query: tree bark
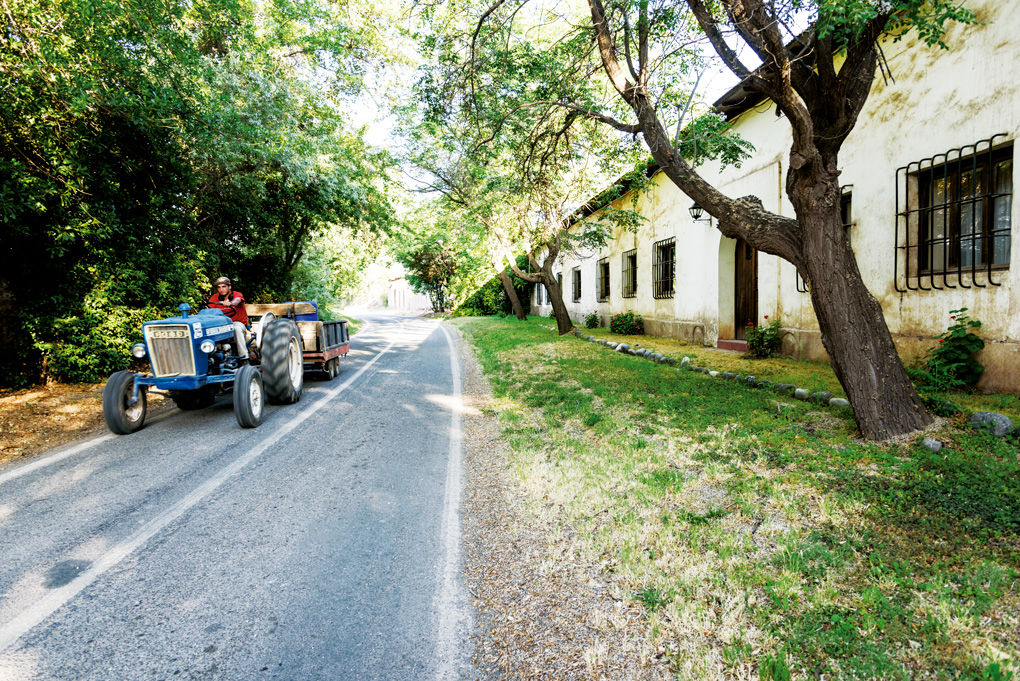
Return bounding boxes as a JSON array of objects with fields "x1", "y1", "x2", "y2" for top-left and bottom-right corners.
[
  {"x1": 498, "y1": 269, "x2": 527, "y2": 320},
  {"x1": 787, "y1": 169, "x2": 932, "y2": 439},
  {"x1": 494, "y1": 230, "x2": 574, "y2": 335}
]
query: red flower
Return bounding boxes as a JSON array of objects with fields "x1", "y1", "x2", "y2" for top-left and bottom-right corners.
[
  {"x1": 950, "y1": 315, "x2": 957, "y2": 320},
  {"x1": 746, "y1": 321, "x2": 753, "y2": 326},
  {"x1": 938, "y1": 339, "x2": 946, "y2": 343},
  {"x1": 764, "y1": 315, "x2": 769, "y2": 319}
]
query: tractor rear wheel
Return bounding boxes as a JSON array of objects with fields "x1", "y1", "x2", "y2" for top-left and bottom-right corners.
[
  {"x1": 102, "y1": 371, "x2": 147, "y2": 434},
  {"x1": 261, "y1": 319, "x2": 303, "y2": 404},
  {"x1": 233, "y1": 365, "x2": 264, "y2": 428}
]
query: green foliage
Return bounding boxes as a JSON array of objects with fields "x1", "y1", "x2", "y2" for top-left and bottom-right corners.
[
  {"x1": 745, "y1": 316, "x2": 783, "y2": 359},
  {"x1": 583, "y1": 312, "x2": 601, "y2": 329},
  {"x1": 758, "y1": 651, "x2": 792, "y2": 681},
  {"x1": 610, "y1": 311, "x2": 644, "y2": 335},
  {"x1": 0, "y1": 0, "x2": 395, "y2": 385},
  {"x1": 400, "y1": 238, "x2": 458, "y2": 312},
  {"x1": 634, "y1": 586, "x2": 673, "y2": 613},
  {"x1": 43, "y1": 302, "x2": 164, "y2": 383},
  {"x1": 910, "y1": 307, "x2": 985, "y2": 393},
  {"x1": 816, "y1": 0, "x2": 978, "y2": 51},
  {"x1": 677, "y1": 113, "x2": 754, "y2": 169},
  {"x1": 914, "y1": 308, "x2": 984, "y2": 391}
]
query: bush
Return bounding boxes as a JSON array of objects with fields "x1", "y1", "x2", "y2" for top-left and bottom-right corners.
[
  {"x1": 584, "y1": 311, "x2": 600, "y2": 329},
  {"x1": 913, "y1": 308, "x2": 984, "y2": 392},
  {"x1": 745, "y1": 315, "x2": 783, "y2": 358},
  {"x1": 610, "y1": 311, "x2": 643, "y2": 335},
  {"x1": 42, "y1": 303, "x2": 164, "y2": 383}
]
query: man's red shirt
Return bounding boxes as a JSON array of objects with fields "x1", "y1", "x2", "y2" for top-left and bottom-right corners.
[{"x1": 209, "y1": 290, "x2": 248, "y2": 326}]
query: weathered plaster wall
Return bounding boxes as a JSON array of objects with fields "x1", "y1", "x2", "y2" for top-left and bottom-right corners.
[{"x1": 532, "y1": 1, "x2": 1019, "y2": 392}]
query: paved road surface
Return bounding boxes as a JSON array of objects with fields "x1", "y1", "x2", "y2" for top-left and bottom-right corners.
[{"x1": 0, "y1": 313, "x2": 474, "y2": 680}]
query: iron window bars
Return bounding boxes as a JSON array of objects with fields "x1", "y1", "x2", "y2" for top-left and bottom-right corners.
[
  {"x1": 622, "y1": 249, "x2": 637, "y2": 298},
  {"x1": 596, "y1": 257, "x2": 610, "y2": 302},
  {"x1": 797, "y1": 188, "x2": 853, "y2": 293},
  {"x1": 653, "y1": 237, "x2": 676, "y2": 298},
  {"x1": 571, "y1": 267, "x2": 581, "y2": 302},
  {"x1": 895, "y1": 134, "x2": 1011, "y2": 291}
]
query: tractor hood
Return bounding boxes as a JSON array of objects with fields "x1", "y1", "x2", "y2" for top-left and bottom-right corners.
[{"x1": 142, "y1": 307, "x2": 236, "y2": 342}]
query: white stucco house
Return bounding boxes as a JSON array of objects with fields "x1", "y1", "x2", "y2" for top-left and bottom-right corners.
[{"x1": 532, "y1": 1, "x2": 1018, "y2": 393}]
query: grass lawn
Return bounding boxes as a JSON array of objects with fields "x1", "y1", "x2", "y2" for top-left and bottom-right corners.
[{"x1": 453, "y1": 315, "x2": 1019, "y2": 680}]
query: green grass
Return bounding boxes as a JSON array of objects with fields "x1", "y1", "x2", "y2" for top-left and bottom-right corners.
[{"x1": 454, "y1": 315, "x2": 1020, "y2": 680}]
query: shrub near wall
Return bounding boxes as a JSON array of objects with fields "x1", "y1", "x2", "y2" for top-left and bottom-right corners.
[{"x1": 610, "y1": 311, "x2": 643, "y2": 334}]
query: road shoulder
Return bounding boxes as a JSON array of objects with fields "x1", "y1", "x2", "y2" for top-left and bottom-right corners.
[{"x1": 452, "y1": 325, "x2": 669, "y2": 680}]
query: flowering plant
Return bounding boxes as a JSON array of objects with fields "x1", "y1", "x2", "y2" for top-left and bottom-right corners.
[
  {"x1": 914, "y1": 308, "x2": 984, "y2": 392},
  {"x1": 745, "y1": 315, "x2": 783, "y2": 358}
]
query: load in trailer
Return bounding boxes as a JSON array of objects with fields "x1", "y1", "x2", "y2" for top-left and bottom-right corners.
[{"x1": 102, "y1": 301, "x2": 350, "y2": 434}]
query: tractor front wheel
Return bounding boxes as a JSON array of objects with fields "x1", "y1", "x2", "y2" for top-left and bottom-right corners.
[
  {"x1": 261, "y1": 319, "x2": 303, "y2": 404},
  {"x1": 102, "y1": 371, "x2": 147, "y2": 434},
  {"x1": 233, "y1": 365, "x2": 264, "y2": 428}
]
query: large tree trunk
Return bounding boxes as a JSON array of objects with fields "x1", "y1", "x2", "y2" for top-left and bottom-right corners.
[
  {"x1": 498, "y1": 269, "x2": 527, "y2": 320},
  {"x1": 541, "y1": 267, "x2": 574, "y2": 335},
  {"x1": 789, "y1": 171, "x2": 932, "y2": 439}
]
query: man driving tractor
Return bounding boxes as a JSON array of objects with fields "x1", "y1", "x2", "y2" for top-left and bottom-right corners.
[{"x1": 209, "y1": 276, "x2": 248, "y2": 326}]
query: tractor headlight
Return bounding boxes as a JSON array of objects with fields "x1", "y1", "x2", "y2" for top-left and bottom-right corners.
[
  {"x1": 199, "y1": 339, "x2": 216, "y2": 354},
  {"x1": 131, "y1": 343, "x2": 147, "y2": 359}
]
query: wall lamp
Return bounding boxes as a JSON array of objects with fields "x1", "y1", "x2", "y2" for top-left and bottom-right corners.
[{"x1": 688, "y1": 202, "x2": 711, "y2": 223}]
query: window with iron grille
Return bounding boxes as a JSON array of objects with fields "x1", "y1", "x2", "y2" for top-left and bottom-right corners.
[
  {"x1": 797, "y1": 189, "x2": 852, "y2": 292},
  {"x1": 596, "y1": 257, "x2": 610, "y2": 302},
  {"x1": 653, "y1": 237, "x2": 675, "y2": 298},
  {"x1": 571, "y1": 267, "x2": 581, "y2": 302},
  {"x1": 622, "y1": 249, "x2": 637, "y2": 298},
  {"x1": 896, "y1": 136, "x2": 1011, "y2": 291}
]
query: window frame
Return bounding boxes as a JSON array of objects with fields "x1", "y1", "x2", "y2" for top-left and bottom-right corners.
[
  {"x1": 917, "y1": 147, "x2": 1011, "y2": 274},
  {"x1": 622, "y1": 249, "x2": 637, "y2": 298},
  {"x1": 571, "y1": 267, "x2": 581, "y2": 302},
  {"x1": 596, "y1": 257, "x2": 610, "y2": 302},
  {"x1": 895, "y1": 135, "x2": 1012, "y2": 291},
  {"x1": 653, "y1": 237, "x2": 676, "y2": 299}
]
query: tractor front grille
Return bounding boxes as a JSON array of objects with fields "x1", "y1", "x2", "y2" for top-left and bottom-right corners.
[{"x1": 144, "y1": 324, "x2": 197, "y2": 377}]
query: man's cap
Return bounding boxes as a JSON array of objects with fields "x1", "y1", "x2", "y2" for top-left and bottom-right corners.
[{"x1": 214, "y1": 276, "x2": 231, "y2": 287}]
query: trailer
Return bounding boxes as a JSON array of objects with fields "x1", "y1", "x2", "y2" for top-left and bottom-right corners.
[{"x1": 245, "y1": 302, "x2": 350, "y2": 379}]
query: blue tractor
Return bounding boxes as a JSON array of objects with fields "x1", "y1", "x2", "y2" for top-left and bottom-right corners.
[{"x1": 102, "y1": 302, "x2": 306, "y2": 433}]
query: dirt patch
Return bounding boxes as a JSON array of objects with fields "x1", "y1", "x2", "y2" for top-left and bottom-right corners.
[{"x1": 0, "y1": 382, "x2": 172, "y2": 467}]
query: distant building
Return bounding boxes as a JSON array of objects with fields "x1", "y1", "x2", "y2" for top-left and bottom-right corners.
[{"x1": 533, "y1": 4, "x2": 1018, "y2": 392}]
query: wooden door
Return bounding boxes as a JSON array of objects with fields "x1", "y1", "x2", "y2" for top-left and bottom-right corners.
[{"x1": 734, "y1": 238, "x2": 758, "y2": 340}]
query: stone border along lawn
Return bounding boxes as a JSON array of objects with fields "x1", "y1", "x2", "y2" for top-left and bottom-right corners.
[{"x1": 538, "y1": 324, "x2": 1020, "y2": 446}]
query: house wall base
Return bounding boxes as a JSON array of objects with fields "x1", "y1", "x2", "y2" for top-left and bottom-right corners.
[
  {"x1": 780, "y1": 328, "x2": 1020, "y2": 396},
  {"x1": 644, "y1": 317, "x2": 708, "y2": 345}
]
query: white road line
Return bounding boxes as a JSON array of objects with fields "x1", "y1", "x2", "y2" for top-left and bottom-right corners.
[
  {"x1": 434, "y1": 323, "x2": 470, "y2": 681},
  {"x1": 0, "y1": 335, "x2": 397, "y2": 654}
]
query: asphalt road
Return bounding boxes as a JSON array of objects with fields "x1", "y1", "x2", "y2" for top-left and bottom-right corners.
[{"x1": 0, "y1": 313, "x2": 475, "y2": 681}]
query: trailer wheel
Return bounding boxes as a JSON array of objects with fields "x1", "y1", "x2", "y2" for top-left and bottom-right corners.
[
  {"x1": 322, "y1": 357, "x2": 339, "y2": 380},
  {"x1": 262, "y1": 319, "x2": 303, "y2": 404},
  {"x1": 102, "y1": 371, "x2": 147, "y2": 434},
  {"x1": 233, "y1": 365, "x2": 264, "y2": 428},
  {"x1": 170, "y1": 387, "x2": 215, "y2": 410}
]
